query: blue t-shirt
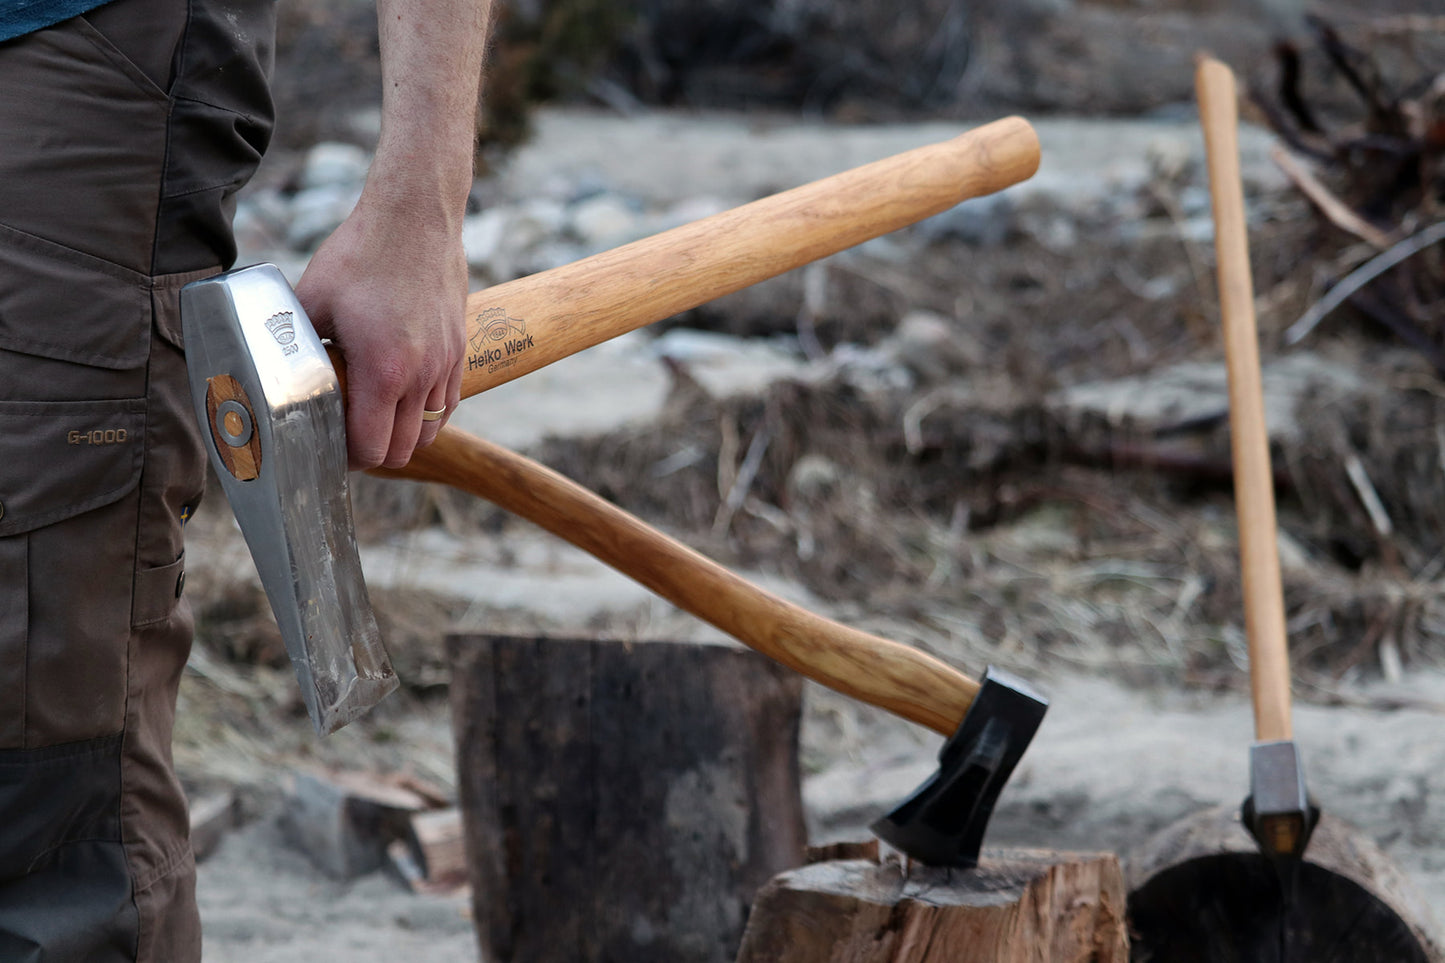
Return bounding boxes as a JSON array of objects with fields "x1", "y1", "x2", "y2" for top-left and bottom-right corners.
[{"x1": 0, "y1": 0, "x2": 114, "y2": 43}]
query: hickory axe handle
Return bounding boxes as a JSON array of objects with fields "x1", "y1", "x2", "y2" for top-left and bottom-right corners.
[
  {"x1": 1197, "y1": 57, "x2": 1293, "y2": 743},
  {"x1": 453, "y1": 117, "x2": 1039, "y2": 397},
  {"x1": 376, "y1": 427, "x2": 980, "y2": 737}
]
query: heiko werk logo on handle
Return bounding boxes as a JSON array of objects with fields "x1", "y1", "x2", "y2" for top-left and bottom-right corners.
[{"x1": 468, "y1": 307, "x2": 533, "y2": 371}]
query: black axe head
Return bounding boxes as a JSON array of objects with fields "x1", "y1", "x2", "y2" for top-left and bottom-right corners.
[
  {"x1": 871, "y1": 667, "x2": 1048, "y2": 868},
  {"x1": 1241, "y1": 739, "x2": 1320, "y2": 903}
]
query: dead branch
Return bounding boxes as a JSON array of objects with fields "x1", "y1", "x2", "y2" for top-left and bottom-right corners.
[{"x1": 1285, "y1": 219, "x2": 1445, "y2": 344}]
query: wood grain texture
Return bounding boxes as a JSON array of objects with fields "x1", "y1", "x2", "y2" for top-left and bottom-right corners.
[
  {"x1": 378, "y1": 427, "x2": 979, "y2": 736},
  {"x1": 456, "y1": 116, "x2": 1040, "y2": 398},
  {"x1": 205, "y1": 374, "x2": 261, "y2": 482},
  {"x1": 1128, "y1": 805, "x2": 1443, "y2": 961},
  {"x1": 448, "y1": 634, "x2": 807, "y2": 963},
  {"x1": 1196, "y1": 57, "x2": 1293, "y2": 742},
  {"x1": 735, "y1": 850, "x2": 1128, "y2": 963}
]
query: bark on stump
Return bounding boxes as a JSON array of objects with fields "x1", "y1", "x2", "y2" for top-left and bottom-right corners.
[
  {"x1": 735, "y1": 844, "x2": 1128, "y2": 962},
  {"x1": 1127, "y1": 804, "x2": 1445, "y2": 961},
  {"x1": 448, "y1": 634, "x2": 808, "y2": 963}
]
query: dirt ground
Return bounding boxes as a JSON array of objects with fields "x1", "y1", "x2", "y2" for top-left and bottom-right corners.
[{"x1": 182, "y1": 102, "x2": 1445, "y2": 958}]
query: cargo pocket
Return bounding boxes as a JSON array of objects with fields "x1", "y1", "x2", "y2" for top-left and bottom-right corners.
[
  {"x1": 129, "y1": 269, "x2": 216, "y2": 629},
  {"x1": 0, "y1": 399, "x2": 146, "y2": 748},
  {"x1": 0, "y1": 222, "x2": 152, "y2": 402}
]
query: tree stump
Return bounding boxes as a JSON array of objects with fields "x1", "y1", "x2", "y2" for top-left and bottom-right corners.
[
  {"x1": 1127, "y1": 805, "x2": 1444, "y2": 961},
  {"x1": 447, "y1": 634, "x2": 809, "y2": 963},
  {"x1": 735, "y1": 844, "x2": 1128, "y2": 962}
]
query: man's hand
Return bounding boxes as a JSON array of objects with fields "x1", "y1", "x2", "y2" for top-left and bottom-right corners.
[
  {"x1": 295, "y1": 201, "x2": 468, "y2": 469},
  {"x1": 294, "y1": 0, "x2": 491, "y2": 470}
]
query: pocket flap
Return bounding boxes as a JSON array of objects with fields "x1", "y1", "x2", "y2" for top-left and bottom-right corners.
[
  {"x1": 0, "y1": 222, "x2": 151, "y2": 369},
  {"x1": 0, "y1": 399, "x2": 145, "y2": 537}
]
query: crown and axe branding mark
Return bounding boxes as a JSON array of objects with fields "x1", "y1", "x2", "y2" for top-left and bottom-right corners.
[
  {"x1": 467, "y1": 307, "x2": 534, "y2": 373},
  {"x1": 265, "y1": 311, "x2": 300, "y2": 356}
]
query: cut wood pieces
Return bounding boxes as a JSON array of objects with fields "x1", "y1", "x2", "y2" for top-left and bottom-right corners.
[{"x1": 735, "y1": 846, "x2": 1128, "y2": 962}]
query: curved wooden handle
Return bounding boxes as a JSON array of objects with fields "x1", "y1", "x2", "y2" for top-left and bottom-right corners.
[
  {"x1": 1197, "y1": 57, "x2": 1293, "y2": 741},
  {"x1": 376, "y1": 428, "x2": 979, "y2": 736},
  {"x1": 457, "y1": 116, "x2": 1040, "y2": 397}
]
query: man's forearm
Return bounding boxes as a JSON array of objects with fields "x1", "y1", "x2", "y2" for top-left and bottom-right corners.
[
  {"x1": 291, "y1": 0, "x2": 493, "y2": 469},
  {"x1": 369, "y1": 0, "x2": 494, "y2": 226}
]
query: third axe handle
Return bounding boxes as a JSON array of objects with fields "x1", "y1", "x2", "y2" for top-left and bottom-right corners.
[
  {"x1": 378, "y1": 427, "x2": 980, "y2": 737},
  {"x1": 457, "y1": 117, "x2": 1040, "y2": 397},
  {"x1": 1197, "y1": 57, "x2": 1293, "y2": 743}
]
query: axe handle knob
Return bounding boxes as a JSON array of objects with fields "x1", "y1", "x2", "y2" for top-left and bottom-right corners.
[
  {"x1": 1197, "y1": 56, "x2": 1293, "y2": 743},
  {"x1": 380, "y1": 428, "x2": 979, "y2": 736},
  {"x1": 457, "y1": 116, "x2": 1040, "y2": 398}
]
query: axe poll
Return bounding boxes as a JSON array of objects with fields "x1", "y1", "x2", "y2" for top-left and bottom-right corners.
[{"x1": 181, "y1": 116, "x2": 1040, "y2": 736}]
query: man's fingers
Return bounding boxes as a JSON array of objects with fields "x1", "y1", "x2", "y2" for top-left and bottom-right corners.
[
  {"x1": 382, "y1": 400, "x2": 425, "y2": 469},
  {"x1": 345, "y1": 390, "x2": 398, "y2": 470}
]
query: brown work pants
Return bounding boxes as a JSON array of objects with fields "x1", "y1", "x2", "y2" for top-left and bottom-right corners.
[{"x1": 0, "y1": 0, "x2": 275, "y2": 958}]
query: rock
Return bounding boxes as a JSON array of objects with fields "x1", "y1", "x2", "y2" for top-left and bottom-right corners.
[
  {"x1": 286, "y1": 183, "x2": 362, "y2": 251},
  {"x1": 298, "y1": 141, "x2": 371, "y2": 191},
  {"x1": 510, "y1": 198, "x2": 569, "y2": 248},
  {"x1": 461, "y1": 208, "x2": 509, "y2": 270},
  {"x1": 570, "y1": 192, "x2": 643, "y2": 249},
  {"x1": 277, "y1": 768, "x2": 435, "y2": 881},
  {"x1": 653, "y1": 196, "x2": 733, "y2": 233}
]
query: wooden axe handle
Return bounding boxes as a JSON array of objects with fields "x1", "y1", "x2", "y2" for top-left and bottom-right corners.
[
  {"x1": 456, "y1": 117, "x2": 1040, "y2": 398},
  {"x1": 377, "y1": 427, "x2": 979, "y2": 737},
  {"x1": 1197, "y1": 57, "x2": 1293, "y2": 742}
]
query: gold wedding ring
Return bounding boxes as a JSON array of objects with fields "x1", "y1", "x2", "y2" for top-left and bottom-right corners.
[{"x1": 421, "y1": 407, "x2": 447, "y2": 422}]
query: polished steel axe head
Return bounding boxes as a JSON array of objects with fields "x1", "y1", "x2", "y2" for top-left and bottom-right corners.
[
  {"x1": 871, "y1": 667, "x2": 1048, "y2": 868},
  {"x1": 181, "y1": 263, "x2": 398, "y2": 735}
]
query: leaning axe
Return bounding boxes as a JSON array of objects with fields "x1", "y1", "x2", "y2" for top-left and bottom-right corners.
[{"x1": 182, "y1": 117, "x2": 1046, "y2": 867}]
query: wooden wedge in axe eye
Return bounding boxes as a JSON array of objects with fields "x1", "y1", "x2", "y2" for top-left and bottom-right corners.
[{"x1": 181, "y1": 117, "x2": 1046, "y2": 866}]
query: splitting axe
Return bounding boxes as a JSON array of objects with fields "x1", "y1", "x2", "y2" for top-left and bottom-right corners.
[
  {"x1": 182, "y1": 117, "x2": 1046, "y2": 866},
  {"x1": 1197, "y1": 56, "x2": 1318, "y2": 893}
]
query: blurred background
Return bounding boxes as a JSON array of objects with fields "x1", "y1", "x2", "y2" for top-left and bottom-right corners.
[{"x1": 184, "y1": 3, "x2": 1445, "y2": 959}]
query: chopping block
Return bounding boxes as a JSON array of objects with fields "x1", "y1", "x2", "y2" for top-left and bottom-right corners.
[
  {"x1": 447, "y1": 632, "x2": 808, "y2": 963},
  {"x1": 735, "y1": 840, "x2": 1128, "y2": 962}
]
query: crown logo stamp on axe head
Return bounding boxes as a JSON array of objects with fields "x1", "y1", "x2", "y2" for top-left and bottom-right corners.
[{"x1": 181, "y1": 118, "x2": 1049, "y2": 865}]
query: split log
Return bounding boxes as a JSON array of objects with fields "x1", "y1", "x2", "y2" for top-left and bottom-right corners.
[
  {"x1": 386, "y1": 808, "x2": 470, "y2": 896},
  {"x1": 735, "y1": 847, "x2": 1128, "y2": 962},
  {"x1": 277, "y1": 768, "x2": 435, "y2": 880},
  {"x1": 448, "y1": 633, "x2": 808, "y2": 963},
  {"x1": 1128, "y1": 805, "x2": 1444, "y2": 961}
]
